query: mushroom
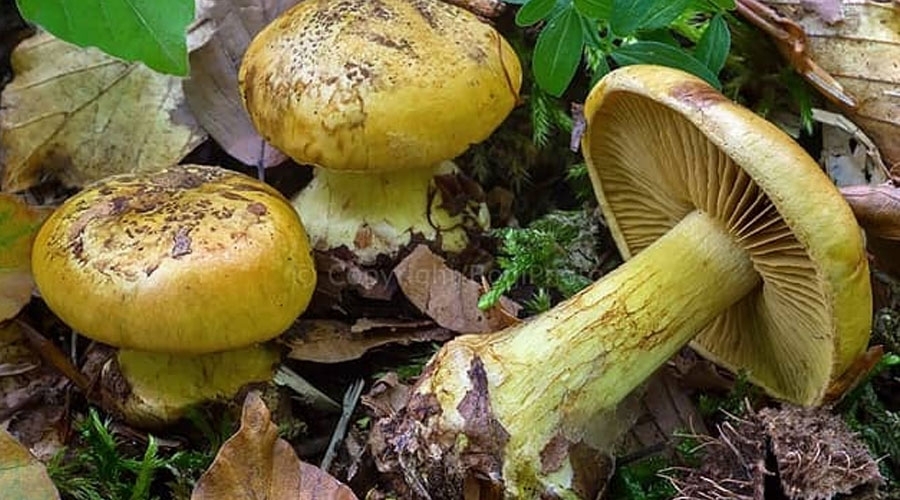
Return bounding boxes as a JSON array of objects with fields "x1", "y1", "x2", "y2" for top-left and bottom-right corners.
[
  {"x1": 238, "y1": 0, "x2": 522, "y2": 264},
  {"x1": 374, "y1": 66, "x2": 872, "y2": 498},
  {"x1": 31, "y1": 165, "x2": 316, "y2": 425}
]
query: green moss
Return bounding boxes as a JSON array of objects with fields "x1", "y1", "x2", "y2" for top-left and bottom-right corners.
[{"x1": 47, "y1": 408, "x2": 213, "y2": 500}]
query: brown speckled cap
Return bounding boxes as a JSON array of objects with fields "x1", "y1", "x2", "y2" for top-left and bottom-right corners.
[
  {"x1": 582, "y1": 65, "x2": 871, "y2": 404},
  {"x1": 31, "y1": 165, "x2": 316, "y2": 354},
  {"x1": 238, "y1": 0, "x2": 522, "y2": 172}
]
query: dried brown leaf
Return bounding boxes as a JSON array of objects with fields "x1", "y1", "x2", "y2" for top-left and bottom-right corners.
[
  {"x1": 183, "y1": 0, "x2": 295, "y2": 168},
  {"x1": 620, "y1": 368, "x2": 709, "y2": 454},
  {"x1": 0, "y1": 194, "x2": 49, "y2": 321},
  {"x1": 0, "y1": 32, "x2": 206, "y2": 192},
  {"x1": 360, "y1": 372, "x2": 412, "y2": 419},
  {"x1": 801, "y1": 0, "x2": 844, "y2": 23},
  {"x1": 759, "y1": 0, "x2": 900, "y2": 166},
  {"x1": 841, "y1": 182, "x2": 900, "y2": 240},
  {"x1": 192, "y1": 391, "x2": 358, "y2": 500},
  {"x1": 0, "y1": 427, "x2": 60, "y2": 500},
  {"x1": 283, "y1": 319, "x2": 452, "y2": 363},
  {"x1": 393, "y1": 245, "x2": 521, "y2": 334}
]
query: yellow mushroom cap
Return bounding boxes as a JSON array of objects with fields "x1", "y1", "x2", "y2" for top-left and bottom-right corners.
[
  {"x1": 238, "y1": 0, "x2": 522, "y2": 172},
  {"x1": 31, "y1": 165, "x2": 316, "y2": 354},
  {"x1": 582, "y1": 65, "x2": 871, "y2": 404}
]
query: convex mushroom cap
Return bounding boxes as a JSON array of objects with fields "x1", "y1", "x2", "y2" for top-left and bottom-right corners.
[
  {"x1": 239, "y1": 0, "x2": 523, "y2": 172},
  {"x1": 583, "y1": 65, "x2": 872, "y2": 403},
  {"x1": 31, "y1": 165, "x2": 317, "y2": 354}
]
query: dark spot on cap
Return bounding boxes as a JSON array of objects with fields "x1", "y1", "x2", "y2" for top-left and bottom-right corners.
[
  {"x1": 144, "y1": 263, "x2": 159, "y2": 276},
  {"x1": 368, "y1": 33, "x2": 415, "y2": 57},
  {"x1": 110, "y1": 196, "x2": 129, "y2": 215},
  {"x1": 247, "y1": 202, "x2": 268, "y2": 216},
  {"x1": 220, "y1": 192, "x2": 251, "y2": 202},
  {"x1": 670, "y1": 81, "x2": 726, "y2": 110},
  {"x1": 171, "y1": 226, "x2": 193, "y2": 258},
  {"x1": 409, "y1": 0, "x2": 439, "y2": 29}
]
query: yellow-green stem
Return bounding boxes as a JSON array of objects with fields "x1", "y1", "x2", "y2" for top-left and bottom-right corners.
[
  {"x1": 421, "y1": 209, "x2": 761, "y2": 495},
  {"x1": 291, "y1": 162, "x2": 486, "y2": 264}
]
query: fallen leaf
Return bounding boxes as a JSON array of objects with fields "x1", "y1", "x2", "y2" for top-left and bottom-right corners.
[
  {"x1": 393, "y1": 245, "x2": 521, "y2": 334},
  {"x1": 749, "y1": 0, "x2": 900, "y2": 166},
  {"x1": 183, "y1": 0, "x2": 293, "y2": 169},
  {"x1": 0, "y1": 427, "x2": 60, "y2": 500},
  {"x1": 283, "y1": 319, "x2": 452, "y2": 363},
  {"x1": 801, "y1": 0, "x2": 844, "y2": 23},
  {"x1": 840, "y1": 183, "x2": 900, "y2": 240},
  {"x1": 0, "y1": 194, "x2": 49, "y2": 321},
  {"x1": 620, "y1": 367, "x2": 710, "y2": 454},
  {"x1": 817, "y1": 108, "x2": 890, "y2": 186},
  {"x1": 192, "y1": 391, "x2": 358, "y2": 500},
  {"x1": 360, "y1": 372, "x2": 413, "y2": 419},
  {"x1": 0, "y1": 32, "x2": 206, "y2": 192}
]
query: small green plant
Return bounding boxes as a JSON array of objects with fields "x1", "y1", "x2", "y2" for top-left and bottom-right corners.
[
  {"x1": 15, "y1": 0, "x2": 193, "y2": 75},
  {"x1": 479, "y1": 209, "x2": 605, "y2": 309},
  {"x1": 607, "y1": 434, "x2": 701, "y2": 499},
  {"x1": 506, "y1": 0, "x2": 735, "y2": 97},
  {"x1": 47, "y1": 408, "x2": 212, "y2": 500}
]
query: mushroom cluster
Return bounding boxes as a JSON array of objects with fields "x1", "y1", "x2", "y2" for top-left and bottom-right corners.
[
  {"x1": 239, "y1": 0, "x2": 522, "y2": 264},
  {"x1": 374, "y1": 66, "x2": 873, "y2": 498},
  {"x1": 31, "y1": 165, "x2": 316, "y2": 425}
]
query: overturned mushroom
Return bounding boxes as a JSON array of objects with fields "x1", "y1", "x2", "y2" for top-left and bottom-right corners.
[
  {"x1": 31, "y1": 165, "x2": 316, "y2": 425},
  {"x1": 374, "y1": 66, "x2": 872, "y2": 498},
  {"x1": 239, "y1": 0, "x2": 522, "y2": 264}
]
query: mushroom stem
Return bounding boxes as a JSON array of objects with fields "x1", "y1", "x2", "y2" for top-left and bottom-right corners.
[
  {"x1": 385, "y1": 209, "x2": 761, "y2": 497},
  {"x1": 292, "y1": 162, "x2": 488, "y2": 264},
  {"x1": 104, "y1": 345, "x2": 279, "y2": 427}
]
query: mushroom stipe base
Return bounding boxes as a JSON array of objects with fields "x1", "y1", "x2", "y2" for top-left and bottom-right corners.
[
  {"x1": 104, "y1": 344, "x2": 280, "y2": 427},
  {"x1": 292, "y1": 162, "x2": 488, "y2": 265},
  {"x1": 379, "y1": 210, "x2": 761, "y2": 497}
]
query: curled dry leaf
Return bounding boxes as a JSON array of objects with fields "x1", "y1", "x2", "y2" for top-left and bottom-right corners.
[
  {"x1": 0, "y1": 427, "x2": 60, "y2": 500},
  {"x1": 393, "y1": 245, "x2": 521, "y2": 334},
  {"x1": 192, "y1": 391, "x2": 358, "y2": 500},
  {"x1": 0, "y1": 194, "x2": 50, "y2": 321},
  {"x1": 183, "y1": 0, "x2": 295, "y2": 169},
  {"x1": 841, "y1": 183, "x2": 900, "y2": 240},
  {"x1": 0, "y1": 32, "x2": 206, "y2": 192},
  {"x1": 283, "y1": 318, "x2": 452, "y2": 363},
  {"x1": 750, "y1": 0, "x2": 900, "y2": 166},
  {"x1": 841, "y1": 182, "x2": 900, "y2": 277}
]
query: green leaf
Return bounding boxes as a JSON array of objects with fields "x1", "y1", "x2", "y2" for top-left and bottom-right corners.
[
  {"x1": 707, "y1": 0, "x2": 735, "y2": 10},
  {"x1": 638, "y1": 28, "x2": 680, "y2": 46},
  {"x1": 639, "y1": 0, "x2": 692, "y2": 31},
  {"x1": 573, "y1": 0, "x2": 612, "y2": 19},
  {"x1": 16, "y1": 0, "x2": 193, "y2": 75},
  {"x1": 611, "y1": 41, "x2": 721, "y2": 88},
  {"x1": 516, "y1": 0, "x2": 557, "y2": 26},
  {"x1": 533, "y1": 6, "x2": 585, "y2": 97},
  {"x1": 695, "y1": 14, "x2": 730, "y2": 73},
  {"x1": 609, "y1": 0, "x2": 652, "y2": 36}
]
